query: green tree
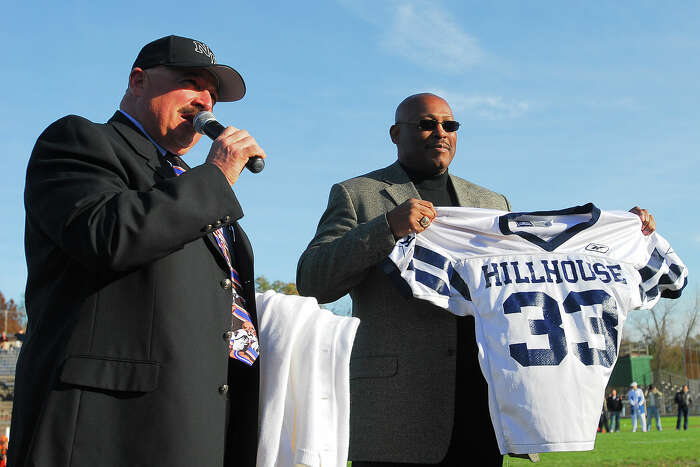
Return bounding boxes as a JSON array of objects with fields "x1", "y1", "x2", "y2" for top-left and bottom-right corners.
[
  {"x1": 255, "y1": 276, "x2": 298, "y2": 295},
  {"x1": 680, "y1": 290, "x2": 700, "y2": 379},
  {"x1": 255, "y1": 278, "x2": 353, "y2": 316},
  {"x1": 627, "y1": 292, "x2": 700, "y2": 381},
  {"x1": 0, "y1": 291, "x2": 26, "y2": 334}
]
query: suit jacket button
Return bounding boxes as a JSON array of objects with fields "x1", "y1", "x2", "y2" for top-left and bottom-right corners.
[
  {"x1": 223, "y1": 331, "x2": 234, "y2": 342},
  {"x1": 221, "y1": 278, "x2": 232, "y2": 289},
  {"x1": 218, "y1": 384, "x2": 229, "y2": 396}
]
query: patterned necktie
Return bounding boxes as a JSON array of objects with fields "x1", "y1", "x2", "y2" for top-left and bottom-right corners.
[{"x1": 169, "y1": 156, "x2": 259, "y2": 365}]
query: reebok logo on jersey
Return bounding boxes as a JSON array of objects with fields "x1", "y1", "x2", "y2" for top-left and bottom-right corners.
[{"x1": 585, "y1": 243, "x2": 610, "y2": 254}]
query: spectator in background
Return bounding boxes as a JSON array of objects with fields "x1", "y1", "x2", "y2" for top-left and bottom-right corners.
[
  {"x1": 646, "y1": 384, "x2": 663, "y2": 431},
  {"x1": 628, "y1": 382, "x2": 647, "y2": 432},
  {"x1": 0, "y1": 382, "x2": 12, "y2": 402},
  {"x1": 14, "y1": 330, "x2": 25, "y2": 342},
  {"x1": 675, "y1": 385, "x2": 692, "y2": 431},
  {"x1": 598, "y1": 398, "x2": 609, "y2": 433},
  {"x1": 606, "y1": 389, "x2": 623, "y2": 432}
]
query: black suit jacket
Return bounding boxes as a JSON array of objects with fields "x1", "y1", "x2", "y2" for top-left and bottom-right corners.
[{"x1": 10, "y1": 112, "x2": 259, "y2": 467}]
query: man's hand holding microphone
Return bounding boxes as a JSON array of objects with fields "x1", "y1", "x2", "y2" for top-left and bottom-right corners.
[{"x1": 195, "y1": 111, "x2": 265, "y2": 186}]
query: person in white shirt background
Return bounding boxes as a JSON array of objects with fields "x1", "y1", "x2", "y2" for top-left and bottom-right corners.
[{"x1": 628, "y1": 382, "x2": 647, "y2": 432}]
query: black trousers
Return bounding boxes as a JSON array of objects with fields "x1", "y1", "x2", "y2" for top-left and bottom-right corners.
[
  {"x1": 676, "y1": 406, "x2": 689, "y2": 430},
  {"x1": 354, "y1": 316, "x2": 503, "y2": 467},
  {"x1": 598, "y1": 412, "x2": 609, "y2": 433}
]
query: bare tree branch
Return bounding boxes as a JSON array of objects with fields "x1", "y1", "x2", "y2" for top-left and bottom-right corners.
[{"x1": 680, "y1": 289, "x2": 700, "y2": 380}]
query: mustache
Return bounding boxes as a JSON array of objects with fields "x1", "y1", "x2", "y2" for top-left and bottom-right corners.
[
  {"x1": 425, "y1": 140, "x2": 452, "y2": 150},
  {"x1": 179, "y1": 107, "x2": 203, "y2": 122}
]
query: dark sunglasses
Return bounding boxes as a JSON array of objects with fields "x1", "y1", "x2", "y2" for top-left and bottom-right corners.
[{"x1": 396, "y1": 119, "x2": 461, "y2": 132}]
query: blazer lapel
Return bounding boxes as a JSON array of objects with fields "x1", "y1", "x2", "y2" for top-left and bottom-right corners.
[
  {"x1": 379, "y1": 161, "x2": 488, "y2": 210},
  {"x1": 203, "y1": 223, "x2": 252, "y2": 291},
  {"x1": 450, "y1": 175, "x2": 480, "y2": 208},
  {"x1": 108, "y1": 111, "x2": 174, "y2": 180},
  {"x1": 231, "y1": 223, "x2": 258, "y2": 327},
  {"x1": 231, "y1": 223, "x2": 253, "y2": 281},
  {"x1": 203, "y1": 231, "x2": 230, "y2": 270},
  {"x1": 449, "y1": 175, "x2": 502, "y2": 209},
  {"x1": 381, "y1": 161, "x2": 420, "y2": 207},
  {"x1": 108, "y1": 112, "x2": 236, "y2": 267}
]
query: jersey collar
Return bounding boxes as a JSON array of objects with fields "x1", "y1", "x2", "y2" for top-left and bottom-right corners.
[{"x1": 498, "y1": 203, "x2": 601, "y2": 252}]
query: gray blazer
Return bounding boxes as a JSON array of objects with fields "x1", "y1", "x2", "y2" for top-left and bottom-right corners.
[{"x1": 297, "y1": 161, "x2": 510, "y2": 463}]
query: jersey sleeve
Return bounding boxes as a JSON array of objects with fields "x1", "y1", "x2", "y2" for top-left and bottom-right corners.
[
  {"x1": 635, "y1": 232, "x2": 688, "y2": 310},
  {"x1": 383, "y1": 234, "x2": 475, "y2": 316}
]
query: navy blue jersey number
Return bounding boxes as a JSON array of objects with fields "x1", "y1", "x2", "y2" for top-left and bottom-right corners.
[
  {"x1": 504, "y1": 289, "x2": 618, "y2": 367},
  {"x1": 563, "y1": 290, "x2": 618, "y2": 368},
  {"x1": 504, "y1": 292, "x2": 567, "y2": 366}
]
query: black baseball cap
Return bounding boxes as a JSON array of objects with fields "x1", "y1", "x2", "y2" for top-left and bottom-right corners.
[{"x1": 132, "y1": 35, "x2": 245, "y2": 102}]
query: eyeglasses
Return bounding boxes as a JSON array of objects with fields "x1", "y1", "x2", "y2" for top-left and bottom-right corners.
[{"x1": 395, "y1": 119, "x2": 460, "y2": 132}]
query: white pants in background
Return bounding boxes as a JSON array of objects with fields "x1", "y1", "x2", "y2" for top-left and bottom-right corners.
[{"x1": 631, "y1": 411, "x2": 647, "y2": 432}]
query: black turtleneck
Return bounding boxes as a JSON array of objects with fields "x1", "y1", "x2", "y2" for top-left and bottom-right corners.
[{"x1": 400, "y1": 163, "x2": 458, "y2": 207}]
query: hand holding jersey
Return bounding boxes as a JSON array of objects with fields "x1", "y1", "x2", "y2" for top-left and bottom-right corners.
[
  {"x1": 629, "y1": 206, "x2": 655, "y2": 236},
  {"x1": 386, "y1": 198, "x2": 437, "y2": 238},
  {"x1": 385, "y1": 204, "x2": 687, "y2": 455}
]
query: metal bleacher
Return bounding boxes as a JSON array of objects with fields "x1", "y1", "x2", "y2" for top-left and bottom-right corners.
[
  {"x1": 0, "y1": 345, "x2": 19, "y2": 375},
  {"x1": 0, "y1": 343, "x2": 19, "y2": 434},
  {"x1": 656, "y1": 369, "x2": 699, "y2": 415}
]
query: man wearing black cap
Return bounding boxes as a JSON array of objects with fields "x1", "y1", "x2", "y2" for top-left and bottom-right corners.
[{"x1": 10, "y1": 35, "x2": 264, "y2": 466}]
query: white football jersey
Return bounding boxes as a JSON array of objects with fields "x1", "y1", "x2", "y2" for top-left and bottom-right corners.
[{"x1": 385, "y1": 204, "x2": 687, "y2": 454}]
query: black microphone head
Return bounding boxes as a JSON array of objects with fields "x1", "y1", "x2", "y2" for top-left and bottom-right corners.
[
  {"x1": 247, "y1": 157, "x2": 265, "y2": 173},
  {"x1": 193, "y1": 111, "x2": 217, "y2": 135}
]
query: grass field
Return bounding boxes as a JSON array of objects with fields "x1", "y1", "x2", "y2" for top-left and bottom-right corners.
[
  {"x1": 345, "y1": 416, "x2": 698, "y2": 466},
  {"x1": 503, "y1": 416, "x2": 700, "y2": 466}
]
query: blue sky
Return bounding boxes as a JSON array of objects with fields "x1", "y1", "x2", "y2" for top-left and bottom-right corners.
[{"x1": 1, "y1": 1, "x2": 697, "y2": 312}]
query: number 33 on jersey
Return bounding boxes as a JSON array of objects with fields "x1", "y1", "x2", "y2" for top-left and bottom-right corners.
[{"x1": 385, "y1": 204, "x2": 687, "y2": 455}]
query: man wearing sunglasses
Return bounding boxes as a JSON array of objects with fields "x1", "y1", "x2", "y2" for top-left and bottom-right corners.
[
  {"x1": 297, "y1": 92, "x2": 655, "y2": 466},
  {"x1": 297, "y1": 93, "x2": 509, "y2": 466}
]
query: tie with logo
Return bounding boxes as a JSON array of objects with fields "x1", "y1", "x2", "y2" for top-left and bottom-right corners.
[{"x1": 168, "y1": 155, "x2": 259, "y2": 366}]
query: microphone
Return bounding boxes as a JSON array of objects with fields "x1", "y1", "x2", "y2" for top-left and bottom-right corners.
[{"x1": 193, "y1": 111, "x2": 265, "y2": 173}]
